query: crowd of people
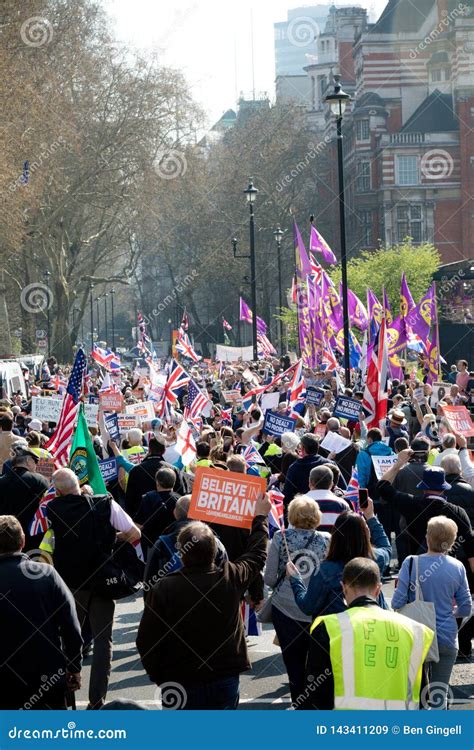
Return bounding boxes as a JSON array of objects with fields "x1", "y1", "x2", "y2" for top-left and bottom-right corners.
[{"x1": 0, "y1": 352, "x2": 473, "y2": 711}]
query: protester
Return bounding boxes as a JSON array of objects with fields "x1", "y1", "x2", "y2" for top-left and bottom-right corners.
[
  {"x1": 306, "y1": 465, "x2": 351, "y2": 532},
  {"x1": 137, "y1": 492, "x2": 271, "y2": 710},
  {"x1": 433, "y1": 433, "x2": 458, "y2": 467},
  {"x1": 0, "y1": 515, "x2": 83, "y2": 709},
  {"x1": 123, "y1": 436, "x2": 186, "y2": 517},
  {"x1": 264, "y1": 495, "x2": 330, "y2": 705},
  {"x1": 355, "y1": 427, "x2": 394, "y2": 496},
  {"x1": 287, "y1": 498, "x2": 391, "y2": 617},
  {"x1": 135, "y1": 466, "x2": 179, "y2": 559},
  {"x1": 283, "y1": 433, "x2": 335, "y2": 511},
  {"x1": 44, "y1": 468, "x2": 140, "y2": 709},
  {"x1": 301, "y1": 558, "x2": 434, "y2": 710},
  {"x1": 0, "y1": 410, "x2": 19, "y2": 470},
  {"x1": 392, "y1": 517, "x2": 472, "y2": 709}
]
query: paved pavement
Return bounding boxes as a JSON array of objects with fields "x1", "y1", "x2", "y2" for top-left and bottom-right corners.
[{"x1": 75, "y1": 580, "x2": 474, "y2": 710}]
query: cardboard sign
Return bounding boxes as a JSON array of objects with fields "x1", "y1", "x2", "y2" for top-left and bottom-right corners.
[
  {"x1": 306, "y1": 386, "x2": 324, "y2": 407},
  {"x1": 371, "y1": 455, "x2": 398, "y2": 480},
  {"x1": 431, "y1": 382, "x2": 450, "y2": 407},
  {"x1": 117, "y1": 414, "x2": 139, "y2": 433},
  {"x1": 32, "y1": 397, "x2": 98, "y2": 427},
  {"x1": 263, "y1": 410, "x2": 296, "y2": 437},
  {"x1": 125, "y1": 401, "x2": 155, "y2": 422},
  {"x1": 313, "y1": 423, "x2": 327, "y2": 440},
  {"x1": 36, "y1": 457, "x2": 55, "y2": 482},
  {"x1": 333, "y1": 396, "x2": 362, "y2": 421},
  {"x1": 222, "y1": 389, "x2": 242, "y2": 404},
  {"x1": 440, "y1": 405, "x2": 474, "y2": 437},
  {"x1": 99, "y1": 457, "x2": 118, "y2": 483},
  {"x1": 260, "y1": 391, "x2": 280, "y2": 414},
  {"x1": 104, "y1": 413, "x2": 120, "y2": 443},
  {"x1": 188, "y1": 466, "x2": 266, "y2": 529},
  {"x1": 99, "y1": 391, "x2": 124, "y2": 413}
]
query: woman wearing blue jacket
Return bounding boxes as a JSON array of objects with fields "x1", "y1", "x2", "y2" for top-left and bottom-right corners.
[{"x1": 287, "y1": 498, "x2": 391, "y2": 616}]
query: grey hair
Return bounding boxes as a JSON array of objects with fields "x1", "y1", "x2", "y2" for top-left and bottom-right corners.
[{"x1": 440, "y1": 454, "x2": 462, "y2": 476}]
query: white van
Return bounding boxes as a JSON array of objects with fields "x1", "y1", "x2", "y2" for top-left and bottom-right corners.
[{"x1": 0, "y1": 361, "x2": 27, "y2": 399}]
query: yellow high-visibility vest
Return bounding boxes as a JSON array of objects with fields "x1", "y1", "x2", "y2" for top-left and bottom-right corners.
[{"x1": 311, "y1": 606, "x2": 434, "y2": 710}]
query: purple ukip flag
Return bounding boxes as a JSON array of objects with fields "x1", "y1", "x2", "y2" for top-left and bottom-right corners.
[
  {"x1": 239, "y1": 297, "x2": 253, "y2": 325},
  {"x1": 400, "y1": 272, "x2": 415, "y2": 318},
  {"x1": 406, "y1": 285, "x2": 435, "y2": 342},
  {"x1": 294, "y1": 220, "x2": 312, "y2": 279},
  {"x1": 342, "y1": 283, "x2": 368, "y2": 331},
  {"x1": 309, "y1": 224, "x2": 337, "y2": 265},
  {"x1": 382, "y1": 287, "x2": 393, "y2": 326}
]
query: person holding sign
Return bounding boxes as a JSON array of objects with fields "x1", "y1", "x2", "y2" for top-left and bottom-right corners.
[{"x1": 137, "y1": 492, "x2": 271, "y2": 710}]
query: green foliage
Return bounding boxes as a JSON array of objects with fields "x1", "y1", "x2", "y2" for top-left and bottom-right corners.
[
  {"x1": 275, "y1": 305, "x2": 298, "y2": 351},
  {"x1": 330, "y1": 241, "x2": 441, "y2": 309}
]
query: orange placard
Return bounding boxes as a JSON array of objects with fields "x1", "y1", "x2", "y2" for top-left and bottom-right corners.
[
  {"x1": 188, "y1": 466, "x2": 266, "y2": 529},
  {"x1": 440, "y1": 405, "x2": 474, "y2": 437},
  {"x1": 313, "y1": 424, "x2": 326, "y2": 440},
  {"x1": 99, "y1": 391, "x2": 124, "y2": 413}
]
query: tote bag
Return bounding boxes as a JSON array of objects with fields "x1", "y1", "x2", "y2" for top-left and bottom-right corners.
[{"x1": 397, "y1": 556, "x2": 439, "y2": 663}]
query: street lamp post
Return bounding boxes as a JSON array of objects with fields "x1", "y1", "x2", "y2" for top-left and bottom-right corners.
[
  {"x1": 325, "y1": 74, "x2": 352, "y2": 387},
  {"x1": 43, "y1": 270, "x2": 51, "y2": 356},
  {"x1": 110, "y1": 288, "x2": 116, "y2": 350},
  {"x1": 232, "y1": 179, "x2": 259, "y2": 361},
  {"x1": 103, "y1": 293, "x2": 108, "y2": 344},
  {"x1": 273, "y1": 225, "x2": 284, "y2": 352},
  {"x1": 89, "y1": 283, "x2": 95, "y2": 351},
  {"x1": 96, "y1": 296, "x2": 101, "y2": 340}
]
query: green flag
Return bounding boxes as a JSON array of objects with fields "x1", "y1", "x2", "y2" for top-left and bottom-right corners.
[{"x1": 69, "y1": 404, "x2": 107, "y2": 495}]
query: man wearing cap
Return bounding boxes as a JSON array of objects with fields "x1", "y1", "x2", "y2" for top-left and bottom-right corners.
[
  {"x1": 377, "y1": 450, "x2": 474, "y2": 570},
  {"x1": 0, "y1": 444, "x2": 49, "y2": 550}
]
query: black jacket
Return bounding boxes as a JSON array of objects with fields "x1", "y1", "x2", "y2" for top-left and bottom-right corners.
[
  {"x1": 377, "y1": 479, "x2": 474, "y2": 559},
  {"x1": 283, "y1": 454, "x2": 336, "y2": 509},
  {"x1": 135, "y1": 490, "x2": 179, "y2": 558},
  {"x1": 0, "y1": 467, "x2": 49, "y2": 550},
  {"x1": 0, "y1": 553, "x2": 82, "y2": 708},
  {"x1": 445, "y1": 474, "x2": 474, "y2": 526},
  {"x1": 125, "y1": 455, "x2": 186, "y2": 518},
  {"x1": 137, "y1": 515, "x2": 268, "y2": 686}
]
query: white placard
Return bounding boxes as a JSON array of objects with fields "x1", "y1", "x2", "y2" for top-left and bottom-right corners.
[
  {"x1": 260, "y1": 392, "x2": 281, "y2": 414},
  {"x1": 431, "y1": 382, "x2": 450, "y2": 407},
  {"x1": 32, "y1": 397, "x2": 98, "y2": 427},
  {"x1": 215, "y1": 344, "x2": 254, "y2": 363},
  {"x1": 125, "y1": 400, "x2": 156, "y2": 421},
  {"x1": 319, "y1": 430, "x2": 352, "y2": 455},
  {"x1": 371, "y1": 455, "x2": 398, "y2": 480}
]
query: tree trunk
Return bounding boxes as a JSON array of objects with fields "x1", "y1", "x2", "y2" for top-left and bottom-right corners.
[{"x1": 0, "y1": 271, "x2": 12, "y2": 356}]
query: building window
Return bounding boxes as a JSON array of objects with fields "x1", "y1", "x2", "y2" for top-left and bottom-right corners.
[
  {"x1": 431, "y1": 68, "x2": 442, "y2": 82},
  {"x1": 319, "y1": 75, "x2": 327, "y2": 98},
  {"x1": 356, "y1": 161, "x2": 371, "y2": 192},
  {"x1": 396, "y1": 155, "x2": 419, "y2": 186},
  {"x1": 359, "y1": 210, "x2": 372, "y2": 246},
  {"x1": 397, "y1": 205, "x2": 423, "y2": 243},
  {"x1": 356, "y1": 119, "x2": 370, "y2": 141}
]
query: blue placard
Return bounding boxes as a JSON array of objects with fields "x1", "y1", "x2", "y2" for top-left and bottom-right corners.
[
  {"x1": 306, "y1": 386, "x2": 324, "y2": 407},
  {"x1": 333, "y1": 395, "x2": 363, "y2": 421},
  {"x1": 263, "y1": 410, "x2": 296, "y2": 436},
  {"x1": 104, "y1": 412, "x2": 120, "y2": 443},
  {"x1": 99, "y1": 457, "x2": 118, "y2": 483}
]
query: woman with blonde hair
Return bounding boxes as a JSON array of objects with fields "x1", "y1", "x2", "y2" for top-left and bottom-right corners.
[
  {"x1": 392, "y1": 515, "x2": 472, "y2": 709},
  {"x1": 264, "y1": 494, "x2": 330, "y2": 706}
]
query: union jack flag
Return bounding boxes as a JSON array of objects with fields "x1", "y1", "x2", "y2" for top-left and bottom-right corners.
[
  {"x1": 184, "y1": 379, "x2": 209, "y2": 421},
  {"x1": 30, "y1": 486, "x2": 56, "y2": 536},
  {"x1": 99, "y1": 371, "x2": 119, "y2": 394},
  {"x1": 180, "y1": 310, "x2": 189, "y2": 332},
  {"x1": 157, "y1": 359, "x2": 190, "y2": 419},
  {"x1": 345, "y1": 466, "x2": 360, "y2": 512},
  {"x1": 268, "y1": 489, "x2": 285, "y2": 538},
  {"x1": 176, "y1": 331, "x2": 200, "y2": 362},
  {"x1": 242, "y1": 443, "x2": 266, "y2": 466},
  {"x1": 241, "y1": 601, "x2": 262, "y2": 636},
  {"x1": 44, "y1": 348, "x2": 86, "y2": 466},
  {"x1": 362, "y1": 317, "x2": 389, "y2": 431},
  {"x1": 91, "y1": 345, "x2": 114, "y2": 368},
  {"x1": 287, "y1": 360, "x2": 305, "y2": 416},
  {"x1": 321, "y1": 342, "x2": 339, "y2": 371},
  {"x1": 220, "y1": 408, "x2": 232, "y2": 425}
]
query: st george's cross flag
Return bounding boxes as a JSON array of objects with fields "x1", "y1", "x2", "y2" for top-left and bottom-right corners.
[{"x1": 176, "y1": 420, "x2": 196, "y2": 465}]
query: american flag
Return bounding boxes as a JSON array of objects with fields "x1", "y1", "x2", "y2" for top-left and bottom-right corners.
[
  {"x1": 158, "y1": 359, "x2": 190, "y2": 419},
  {"x1": 176, "y1": 331, "x2": 200, "y2": 362},
  {"x1": 362, "y1": 317, "x2": 389, "y2": 431},
  {"x1": 184, "y1": 379, "x2": 209, "y2": 421},
  {"x1": 44, "y1": 348, "x2": 86, "y2": 466},
  {"x1": 222, "y1": 317, "x2": 232, "y2": 331},
  {"x1": 257, "y1": 332, "x2": 277, "y2": 358}
]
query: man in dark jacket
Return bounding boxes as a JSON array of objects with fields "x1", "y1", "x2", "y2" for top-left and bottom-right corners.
[
  {"x1": 125, "y1": 436, "x2": 186, "y2": 517},
  {"x1": 283, "y1": 433, "x2": 335, "y2": 511},
  {"x1": 136, "y1": 466, "x2": 179, "y2": 559},
  {"x1": 137, "y1": 492, "x2": 271, "y2": 710},
  {"x1": 441, "y1": 454, "x2": 474, "y2": 524},
  {"x1": 0, "y1": 515, "x2": 82, "y2": 709},
  {"x1": 377, "y1": 451, "x2": 474, "y2": 568},
  {"x1": 0, "y1": 443, "x2": 48, "y2": 550},
  {"x1": 143, "y1": 495, "x2": 228, "y2": 595}
]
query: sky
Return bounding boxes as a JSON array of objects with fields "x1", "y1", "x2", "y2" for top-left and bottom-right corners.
[{"x1": 105, "y1": 0, "x2": 388, "y2": 127}]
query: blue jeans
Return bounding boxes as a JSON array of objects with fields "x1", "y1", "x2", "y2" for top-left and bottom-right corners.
[
  {"x1": 175, "y1": 675, "x2": 240, "y2": 710},
  {"x1": 427, "y1": 643, "x2": 458, "y2": 710}
]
